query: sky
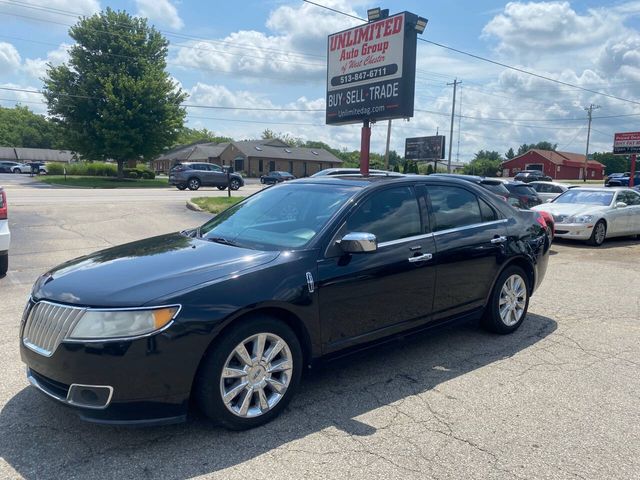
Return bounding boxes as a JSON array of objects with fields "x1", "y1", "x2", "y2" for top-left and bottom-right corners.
[{"x1": 1, "y1": 0, "x2": 640, "y2": 161}]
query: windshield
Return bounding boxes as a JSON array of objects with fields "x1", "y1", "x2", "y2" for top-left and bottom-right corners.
[
  {"x1": 199, "y1": 183, "x2": 358, "y2": 250},
  {"x1": 512, "y1": 185, "x2": 537, "y2": 195},
  {"x1": 553, "y1": 190, "x2": 614, "y2": 206}
]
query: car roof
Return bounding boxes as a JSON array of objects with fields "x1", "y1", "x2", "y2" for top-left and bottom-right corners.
[{"x1": 565, "y1": 187, "x2": 628, "y2": 192}]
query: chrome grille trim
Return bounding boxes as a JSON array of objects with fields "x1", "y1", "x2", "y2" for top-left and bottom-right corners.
[{"x1": 22, "y1": 301, "x2": 86, "y2": 357}]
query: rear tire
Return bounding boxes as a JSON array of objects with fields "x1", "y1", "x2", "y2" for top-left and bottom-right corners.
[
  {"x1": 176, "y1": 184, "x2": 187, "y2": 190},
  {"x1": 187, "y1": 178, "x2": 201, "y2": 191},
  {"x1": 587, "y1": 220, "x2": 606, "y2": 246},
  {"x1": 194, "y1": 316, "x2": 302, "y2": 430},
  {"x1": 0, "y1": 254, "x2": 7, "y2": 277},
  {"x1": 481, "y1": 266, "x2": 529, "y2": 334}
]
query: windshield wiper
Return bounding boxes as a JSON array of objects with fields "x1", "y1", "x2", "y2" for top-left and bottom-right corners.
[{"x1": 206, "y1": 236, "x2": 238, "y2": 246}]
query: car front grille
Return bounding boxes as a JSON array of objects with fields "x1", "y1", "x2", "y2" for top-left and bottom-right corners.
[{"x1": 22, "y1": 301, "x2": 86, "y2": 357}]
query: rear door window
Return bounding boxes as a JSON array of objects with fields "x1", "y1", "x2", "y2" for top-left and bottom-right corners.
[{"x1": 428, "y1": 186, "x2": 483, "y2": 231}]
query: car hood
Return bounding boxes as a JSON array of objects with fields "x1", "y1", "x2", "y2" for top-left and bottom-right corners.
[
  {"x1": 532, "y1": 203, "x2": 608, "y2": 217},
  {"x1": 32, "y1": 233, "x2": 279, "y2": 307}
]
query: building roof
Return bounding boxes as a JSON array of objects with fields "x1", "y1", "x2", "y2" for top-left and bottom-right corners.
[
  {"x1": 0, "y1": 147, "x2": 16, "y2": 161},
  {"x1": 14, "y1": 148, "x2": 75, "y2": 162},
  {"x1": 155, "y1": 142, "x2": 231, "y2": 162},
  {"x1": 232, "y1": 139, "x2": 342, "y2": 163},
  {"x1": 504, "y1": 149, "x2": 604, "y2": 168}
]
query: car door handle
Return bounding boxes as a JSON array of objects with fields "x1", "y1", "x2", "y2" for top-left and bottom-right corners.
[
  {"x1": 490, "y1": 236, "x2": 507, "y2": 244},
  {"x1": 408, "y1": 253, "x2": 433, "y2": 263}
]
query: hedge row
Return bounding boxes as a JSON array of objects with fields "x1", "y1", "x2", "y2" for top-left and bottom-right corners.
[{"x1": 47, "y1": 162, "x2": 155, "y2": 179}]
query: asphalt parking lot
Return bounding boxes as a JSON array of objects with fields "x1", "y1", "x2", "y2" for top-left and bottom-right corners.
[{"x1": 0, "y1": 174, "x2": 639, "y2": 479}]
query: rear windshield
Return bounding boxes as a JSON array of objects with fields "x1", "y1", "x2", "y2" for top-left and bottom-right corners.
[
  {"x1": 554, "y1": 190, "x2": 614, "y2": 206},
  {"x1": 512, "y1": 185, "x2": 537, "y2": 195},
  {"x1": 480, "y1": 181, "x2": 510, "y2": 195}
]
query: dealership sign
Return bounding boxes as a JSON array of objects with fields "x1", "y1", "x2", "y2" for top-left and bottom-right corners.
[
  {"x1": 613, "y1": 132, "x2": 640, "y2": 154},
  {"x1": 326, "y1": 12, "x2": 419, "y2": 125},
  {"x1": 405, "y1": 135, "x2": 445, "y2": 160}
]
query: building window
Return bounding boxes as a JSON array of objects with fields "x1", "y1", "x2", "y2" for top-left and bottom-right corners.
[
  {"x1": 259, "y1": 159, "x2": 263, "y2": 172},
  {"x1": 289, "y1": 161, "x2": 293, "y2": 173},
  {"x1": 234, "y1": 158, "x2": 244, "y2": 172},
  {"x1": 269, "y1": 160, "x2": 275, "y2": 172}
]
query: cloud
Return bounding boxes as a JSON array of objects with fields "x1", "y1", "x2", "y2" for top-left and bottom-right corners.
[
  {"x1": 22, "y1": 43, "x2": 72, "y2": 80},
  {"x1": 172, "y1": 1, "x2": 362, "y2": 82},
  {"x1": 0, "y1": 42, "x2": 21, "y2": 75},
  {"x1": 135, "y1": 0, "x2": 184, "y2": 30},
  {"x1": 0, "y1": 83, "x2": 47, "y2": 114}
]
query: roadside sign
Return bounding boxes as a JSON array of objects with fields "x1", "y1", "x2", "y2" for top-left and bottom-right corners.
[
  {"x1": 326, "y1": 12, "x2": 419, "y2": 125},
  {"x1": 613, "y1": 132, "x2": 640, "y2": 154},
  {"x1": 405, "y1": 135, "x2": 445, "y2": 160}
]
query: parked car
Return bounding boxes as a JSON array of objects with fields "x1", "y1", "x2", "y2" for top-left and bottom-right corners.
[
  {"x1": 312, "y1": 168, "x2": 401, "y2": 177},
  {"x1": 604, "y1": 172, "x2": 629, "y2": 184},
  {"x1": 532, "y1": 187, "x2": 640, "y2": 246},
  {"x1": 528, "y1": 181, "x2": 569, "y2": 202},
  {"x1": 500, "y1": 181, "x2": 543, "y2": 208},
  {"x1": 606, "y1": 173, "x2": 640, "y2": 188},
  {"x1": 169, "y1": 162, "x2": 244, "y2": 191},
  {"x1": 430, "y1": 174, "x2": 512, "y2": 202},
  {"x1": 260, "y1": 171, "x2": 296, "y2": 184},
  {"x1": 514, "y1": 170, "x2": 553, "y2": 183},
  {"x1": 0, "y1": 161, "x2": 30, "y2": 174},
  {"x1": 0, "y1": 186, "x2": 9, "y2": 276},
  {"x1": 20, "y1": 175, "x2": 549, "y2": 428}
]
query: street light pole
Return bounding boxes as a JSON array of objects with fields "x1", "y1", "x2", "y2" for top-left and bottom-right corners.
[
  {"x1": 583, "y1": 103, "x2": 600, "y2": 182},
  {"x1": 447, "y1": 79, "x2": 461, "y2": 173}
]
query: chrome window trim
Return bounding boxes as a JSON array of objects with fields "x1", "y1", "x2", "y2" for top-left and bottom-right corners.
[
  {"x1": 67, "y1": 383, "x2": 114, "y2": 410},
  {"x1": 376, "y1": 219, "x2": 508, "y2": 248},
  {"x1": 432, "y1": 219, "x2": 508, "y2": 236}
]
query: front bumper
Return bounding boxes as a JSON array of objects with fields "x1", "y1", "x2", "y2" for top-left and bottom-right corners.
[
  {"x1": 19, "y1": 301, "x2": 212, "y2": 425},
  {"x1": 553, "y1": 223, "x2": 594, "y2": 240}
]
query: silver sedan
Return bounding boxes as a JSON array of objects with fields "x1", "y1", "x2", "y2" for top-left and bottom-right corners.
[
  {"x1": 532, "y1": 187, "x2": 640, "y2": 246},
  {"x1": 528, "y1": 181, "x2": 569, "y2": 202}
]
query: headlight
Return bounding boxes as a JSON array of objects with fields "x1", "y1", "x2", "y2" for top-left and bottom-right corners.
[
  {"x1": 568, "y1": 215, "x2": 594, "y2": 223},
  {"x1": 69, "y1": 306, "x2": 180, "y2": 340}
]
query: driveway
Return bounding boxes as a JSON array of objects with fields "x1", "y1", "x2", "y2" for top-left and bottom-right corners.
[{"x1": 0, "y1": 181, "x2": 638, "y2": 479}]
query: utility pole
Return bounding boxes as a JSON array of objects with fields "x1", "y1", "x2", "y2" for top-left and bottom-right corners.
[
  {"x1": 384, "y1": 119, "x2": 392, "y2": 170},
  {"x1": 583, "y1": 103, "x2": 600, "y2": 182},
  {"x1": 447, "y1": 79, "x2": 461, "y2": 173}
]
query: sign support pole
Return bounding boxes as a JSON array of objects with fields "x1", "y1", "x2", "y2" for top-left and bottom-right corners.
[
  {"x1": 631, "y1": 154, "x2": 637, "y2": 188},
  {"x1": 360, "y1": 119, "x2": 371, "y2": 176}
]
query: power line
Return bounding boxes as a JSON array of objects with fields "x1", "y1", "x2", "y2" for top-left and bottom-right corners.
[{"x1": 303, "y1": 0, "x2": 640, "y2": 107}]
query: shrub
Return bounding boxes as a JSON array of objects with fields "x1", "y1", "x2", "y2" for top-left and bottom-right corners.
[{"x1": 47, "y1": 163, "x2": 65, "y2": 175}]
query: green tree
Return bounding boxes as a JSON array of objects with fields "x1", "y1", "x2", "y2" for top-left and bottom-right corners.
[
  {"x1": 505, "y1": 147, "x2": 515, "y2": 159},
  {"x1": 426, "y1": 164, "x2": 434, "y2": 174},
  {"x1": 591, "y1": 152, "x2": 629, "y2": 175},
  {"x1": 462, "y1": 157, "x2": 502, "y2": 176},
  {"x1": 474, "y1": 150, "x2": 502, "y2": 161},
  {"x1": 0, "y1": 105, "x2": 64, "y2": 149},
  {"x1": 43, "y1": 9, "x2": 187, "y2": 178},
  {"x1": 516, "y1": 141, "x2": 557, "y2": 156},
  {"x1": 174, "y1": 127, "x2": 231, "y2": 146}
]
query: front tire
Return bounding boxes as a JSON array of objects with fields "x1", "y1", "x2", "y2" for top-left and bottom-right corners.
[
  {"x1": 12, "y1": 168, "x2": 20, "y2": 174},
  {"x1": 195, "y1": 316, "x2": 302, "y2": 430},
  {"x1": 481, "y1": 266, "x2": 529, "y2": 334},
  {"x1": 587, "y1": 220, "x2": 606, "y2": 246},
  {"x1": 230, "y1": 178, "x2": 241, "y2": 191},
  {"x1": 187, "y1": 178, "x2": 201, "y2": 191}
]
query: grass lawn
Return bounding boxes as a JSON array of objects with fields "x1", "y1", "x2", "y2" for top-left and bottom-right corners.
[
  {"x1": 191, "y1": 196, "x2": 244, "y2": 213},
  {"x1": 41, "y1": 175, "x2": 169, "y2": 188}
]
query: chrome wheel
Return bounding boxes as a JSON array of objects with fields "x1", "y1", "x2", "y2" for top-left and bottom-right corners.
[
  {"x1": 498, "y1": 274, "x2": 527, "y2": 326},
  {"x1": 594, "y1": 222, "x2": 606, "y2": 245},
  {"x1": 230, "y1": 179, "x2": 240, "y2": 190},
  {"x1": 220, "y1": 333, "x2": 293, "y2": 418}
]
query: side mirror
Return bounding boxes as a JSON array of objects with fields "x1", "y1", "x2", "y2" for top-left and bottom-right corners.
[
  {"x1": 338, "y1": 232, "x2": 377, "y2": 253},
  {"x1": 615, "y1": 201, "x2": 627, "y2": 208}
]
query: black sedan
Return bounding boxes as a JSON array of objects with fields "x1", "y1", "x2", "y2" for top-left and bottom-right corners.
[
  {"x1": 514, "y1": 170, "x2": 553, "y2": 183},
  {"x1": 501, "y1": 181, "x2": 543, "y2": 208},
  {"x1": 260, "y1": 171, "x2": 296, "y2": 184},
  {"x1": 20, "y1": 175, "x2": 549, "y2": 429}
]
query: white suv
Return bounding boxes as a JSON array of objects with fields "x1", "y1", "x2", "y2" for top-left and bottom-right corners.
[{"x1": 0, "y1": 187, "x2": 9, "y2": 276}]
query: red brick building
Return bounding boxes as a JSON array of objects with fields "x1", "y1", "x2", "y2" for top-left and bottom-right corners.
[{"x1": 502, "y1": 149, "x2": 605, "y2": 180}]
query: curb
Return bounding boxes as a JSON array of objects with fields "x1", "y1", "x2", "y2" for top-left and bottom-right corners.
[{"x1": 186, "y1": 199, "x2": 204, "y2": 212}]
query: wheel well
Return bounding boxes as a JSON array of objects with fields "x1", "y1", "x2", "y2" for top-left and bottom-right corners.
[
  {"x1": 188, "y1": 176, "x2": 200, "y2": 183},
  {"x1": 502, "y1": 257, "x2": 535, "y2": 294}
]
